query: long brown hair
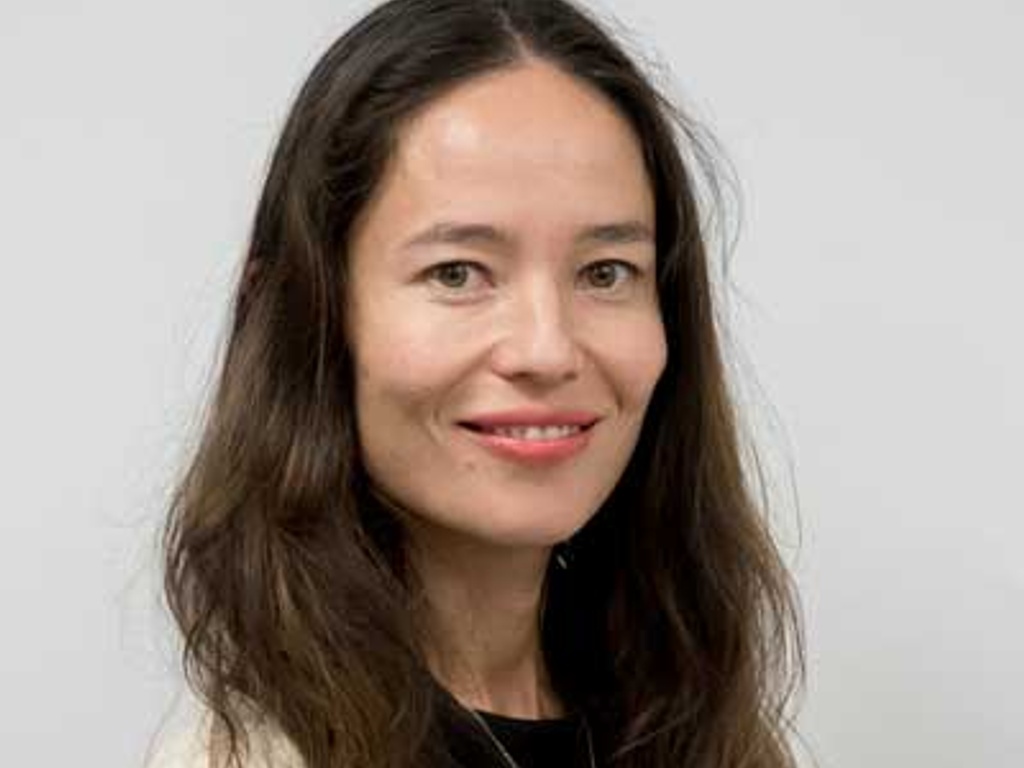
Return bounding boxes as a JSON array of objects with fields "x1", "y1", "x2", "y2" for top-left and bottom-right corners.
[{"x1": 162, "y1": 0, "x2": 805, "y2": 766}]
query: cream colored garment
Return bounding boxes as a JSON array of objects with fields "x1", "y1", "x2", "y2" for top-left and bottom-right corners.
[{"x1": 144, "y1": 706, "x2": 305, "y2": 768}]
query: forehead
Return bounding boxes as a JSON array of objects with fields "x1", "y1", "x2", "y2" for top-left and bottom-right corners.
[{"x1": 359, "y1": 60, "x2": 654, "y2": 240}]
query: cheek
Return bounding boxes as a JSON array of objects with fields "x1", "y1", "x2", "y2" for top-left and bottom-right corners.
[
  {"x1": 352, "y1": 353, "x2": 435, "y2": 493},
  {"x1": 354, "y1": 345, "x2": 436, "y2": 434},
  {"x1": 355, "y1": 314, "x2": 472, "y2": 397},
  {"x1": 351, "y1": 306, "x2": 476, "y2": 434},
  {"x1": 592, "y1": 311, "x2": 667, "y2": 404},
  {"x1": 642, "y1": 324, "x2": 669, "y2": 393}
]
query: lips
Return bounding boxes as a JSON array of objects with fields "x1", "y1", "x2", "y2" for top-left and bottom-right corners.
[
  {"x1": 460, "y1": 422, "x2": 595, "y2": 436},
  {"x1": 455, "y1": 409, "x2": 602, "y2": 466},
  {"x1": 458, "y1": 408, "x2": 601, "y2": 432}
]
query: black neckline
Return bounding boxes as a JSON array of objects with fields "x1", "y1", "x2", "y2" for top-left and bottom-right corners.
[{"x1": 475, "y1": 706, "x2": 581, "y2": 734}]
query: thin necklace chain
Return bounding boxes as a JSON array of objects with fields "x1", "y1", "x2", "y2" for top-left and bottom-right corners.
[{"x1": 465, "y1": 706, "x2": 597, "y2": 768}]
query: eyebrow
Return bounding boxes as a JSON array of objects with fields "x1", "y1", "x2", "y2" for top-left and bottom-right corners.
[{"x1": 401, "y1": 220, "x2": 654, "y2": 251}]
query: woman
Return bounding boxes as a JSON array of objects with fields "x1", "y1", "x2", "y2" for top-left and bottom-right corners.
[{"x1": 152, "y1": 0, "x2": 805, "y2": 766}]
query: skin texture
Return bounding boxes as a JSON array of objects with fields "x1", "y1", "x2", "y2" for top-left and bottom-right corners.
[{"x1": 346, "y1": 59, "x2": 666, "y2": 719}]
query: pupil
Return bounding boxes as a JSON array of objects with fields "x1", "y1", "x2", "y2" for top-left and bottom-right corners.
[
  {"x1": 591, "y1": 264, "x2": 615, "y2": 287},
  {"x1": 439, "y1": 264, "x2": 467, "y2": 287}
]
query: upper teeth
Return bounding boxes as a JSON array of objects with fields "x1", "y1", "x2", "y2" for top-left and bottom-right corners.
[{"x1": 483, "y1": 425, "x2": 583, "y2": 440}]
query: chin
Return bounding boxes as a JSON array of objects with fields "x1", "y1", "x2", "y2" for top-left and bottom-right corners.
[
  {"x1": 467, "y1": 515, "x2": 590, "y2": 550},
  {"x1": 403, "y1": 488, "x2": 601, "y2": 552}
]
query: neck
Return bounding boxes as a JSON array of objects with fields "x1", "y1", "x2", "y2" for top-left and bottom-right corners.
[{"x1": 407, "y1": 522, "x2": 564, "y2": 720}]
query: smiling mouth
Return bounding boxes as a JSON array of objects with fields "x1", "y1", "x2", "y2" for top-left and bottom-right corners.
[
  {"x1": 456, "y1": 420, "x2": 597, "y2": 463},
  {"x1": 458, "y1": 422, "x2": 597, "y2": 440}
]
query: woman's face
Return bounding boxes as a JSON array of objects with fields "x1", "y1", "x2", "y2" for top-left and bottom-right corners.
[{"x1": 346, "y1": 60, "x2": 666, "y2": 552}]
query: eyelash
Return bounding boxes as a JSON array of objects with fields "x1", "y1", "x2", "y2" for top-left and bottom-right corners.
[{"x1": 424, "y1": 260, "x2": 642, "y2": 293}]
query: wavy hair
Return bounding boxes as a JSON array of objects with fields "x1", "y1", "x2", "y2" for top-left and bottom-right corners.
[{"x1": 162, "y1": 0, "x2": 805, "y2": 766}]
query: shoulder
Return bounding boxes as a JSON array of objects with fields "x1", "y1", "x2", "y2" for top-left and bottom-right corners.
[{"x1": 144, "y1": 706, "x2": 305, "y2": 768}]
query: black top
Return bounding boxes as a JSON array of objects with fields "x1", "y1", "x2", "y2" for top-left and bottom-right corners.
[{"x1": 432, "y1": 681, "x2": 593, "y2": 768}]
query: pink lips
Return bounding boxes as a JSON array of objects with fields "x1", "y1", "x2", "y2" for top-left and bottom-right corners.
[{"x1": 457, "y1": 408, "x2": 600, "y2": 465}]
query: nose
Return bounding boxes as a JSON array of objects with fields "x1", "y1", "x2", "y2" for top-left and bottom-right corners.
[{"x1": 489, "y1": 278, "x2": 583, "y2": 384}]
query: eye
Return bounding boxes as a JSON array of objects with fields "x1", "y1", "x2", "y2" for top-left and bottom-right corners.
[
  {"x1": 425, "y1": 261, "x2": 489, "y2": 291},
  {"x1": 581, "y1": 260, "x2": 641, "y2": 290}
]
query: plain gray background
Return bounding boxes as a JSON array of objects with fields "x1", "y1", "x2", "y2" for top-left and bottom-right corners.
[{"x1": 1, "y1": 1, "x2": 1021, "y2": 766}]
